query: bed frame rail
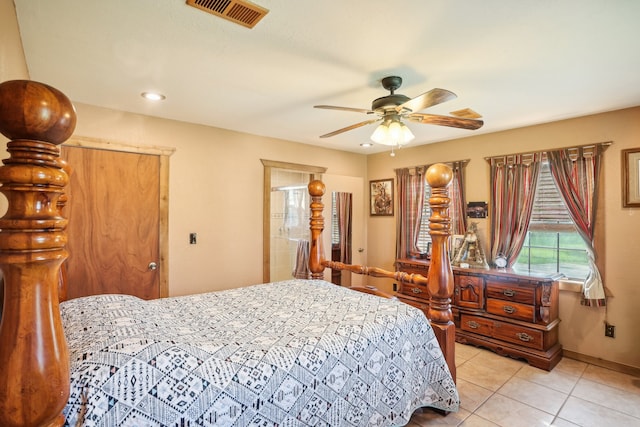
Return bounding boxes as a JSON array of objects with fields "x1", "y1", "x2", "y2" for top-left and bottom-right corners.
[{"x1": 308, "y1": 165, "x2": 456, "y2": 380}]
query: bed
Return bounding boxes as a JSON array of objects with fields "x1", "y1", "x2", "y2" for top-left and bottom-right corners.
[{"x1": 0, "y1": 80, "x2": 458, "y2": 427}]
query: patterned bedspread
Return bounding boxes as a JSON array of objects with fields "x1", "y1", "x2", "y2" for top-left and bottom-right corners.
[{"x1": 61, "y1": 280, "x2": 458, "y2": 426}]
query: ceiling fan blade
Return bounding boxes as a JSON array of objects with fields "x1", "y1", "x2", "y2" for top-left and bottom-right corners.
[
  {"x1": 396, "y1": 88, "x2": 457, "y2": 113},
  {"x1": 319, "y1": 118, "x2": 381, "y2": 138},
  {"x1": 407, "y1": 113, "x2": 484, "y2": 130},
  {"x1": 450, "y1": 108, "x2": 482, "y2": 119},
  {"x1": 314, "y1": 105, "x2": 374, "y2": 114}
]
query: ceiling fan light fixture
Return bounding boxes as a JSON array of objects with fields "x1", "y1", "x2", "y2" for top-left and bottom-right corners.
[
  {"x1": 400, "y1": 122, "x2": 415, "y2": 144},
  {"x1": 388, "y1": 120, "x2": 403, "y2": 140},
  {"x1": 370, "y1": 121, "x2": 390, "y2": 144},
  {"x1": 370, "y1": 117, "x2": 415, "y2": 146}
]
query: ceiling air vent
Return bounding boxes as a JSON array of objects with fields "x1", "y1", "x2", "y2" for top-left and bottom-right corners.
[{"x1": 186, "y1": 0, "x2": 269, "y2": 29}]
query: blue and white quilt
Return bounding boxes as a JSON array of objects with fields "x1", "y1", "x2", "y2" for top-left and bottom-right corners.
[{"x1": 61, "y1": 279, "x2": 458, "y2": 426}]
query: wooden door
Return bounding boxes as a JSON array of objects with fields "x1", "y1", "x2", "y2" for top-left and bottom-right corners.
[{"x1": 61, "y1": 146, "x2": 161, "y2": 300}]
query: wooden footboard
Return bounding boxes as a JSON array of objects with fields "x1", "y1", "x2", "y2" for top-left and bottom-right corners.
[{"x1": 308, "y1": 165, "x2": 457, "y2": 381}]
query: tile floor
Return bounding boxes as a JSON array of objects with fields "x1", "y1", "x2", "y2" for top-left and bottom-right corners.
[{"x1": 407, "y1": 343, "x2": 640, "y2": 427}]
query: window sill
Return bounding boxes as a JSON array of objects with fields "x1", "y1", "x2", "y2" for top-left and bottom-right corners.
[{"x1": 558, "y1": 279, "x2": 582, "y2": 293}]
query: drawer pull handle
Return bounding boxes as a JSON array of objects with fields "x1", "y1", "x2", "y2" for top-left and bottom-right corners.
[
  {"x1": 516, "y1": 332, "x2": 533, "y2": 342},
  {"x1": 467, "y1": 321, "x2": 480, "y2": 329},
  {"x1": 503, "y1": 305, "x2": 517, "y2": 314},
  {"x1": 503, "y1": 289, "x2": 516, "y2": 297},
  {"x1": 412, "y1": 287, "x2": 422, "y2": 294}
]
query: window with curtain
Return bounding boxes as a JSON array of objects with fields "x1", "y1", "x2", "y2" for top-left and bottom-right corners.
[
  {"x1": 397, "y1": 161, "x2": 467, "y2": 260},
  {"x1": 514, "y1": 161, "x2": 590, "y2": 279},
  {"x1": 489, "y1": 143, "x2": 608, "y2": 307}
]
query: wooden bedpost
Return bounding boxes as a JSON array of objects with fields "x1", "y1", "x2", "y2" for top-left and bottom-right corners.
[
  {"x1": 0, "y1": 80, "x2": 76, "y2": 427},
  {"x1": 308, "y1": 179, "x2": 326, "y2": 279},
  {"x1": 425, "y1": 163, "x2": 456, "y2": 381}
]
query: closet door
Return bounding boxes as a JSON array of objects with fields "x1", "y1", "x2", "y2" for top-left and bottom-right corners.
[{"x1": 61, "y1": 146, "x2": 161, "y2": 300}]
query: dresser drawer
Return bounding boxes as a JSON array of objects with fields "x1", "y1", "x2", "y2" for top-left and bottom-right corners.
[
  {"x1": 486, "y1": 281, "x2": 535, "y2": 305},
  {"x1": 486, "y1": 298, "x2": 535, "y2": 322},
  {"x1": 493, "y1": 321, "x2": 545, "y2": 350},
  {"x1": 460, "y1": 314, "x2": 493, "y2": 337},
  {"x1": 455, "y1": 275, "x2": 484, "y2": 310},
  {"x1": 398, "y1": 281, "x2": 429, "y2": 300}
]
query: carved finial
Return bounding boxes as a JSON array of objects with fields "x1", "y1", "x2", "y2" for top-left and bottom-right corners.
[
  {"x1": 0, "y1": 80, "x2": 76, "y2": 144},
  {"x1": 426, "y1": 163, "x2": 453, "y2": 188},
  {"x1": 308, "y1": 179, "x2": 326, "y2": 197}
]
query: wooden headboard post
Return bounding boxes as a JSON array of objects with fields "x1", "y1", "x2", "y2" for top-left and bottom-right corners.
[
  {"x1": 308, "y1": 179, "x2": 326, "y2": 279},
  {"x1": 0, "y1": 80, "x2": 76, "y2": 427},
  {"x1": 424, "y1": 163, "x2": 456, "y2": 380}
]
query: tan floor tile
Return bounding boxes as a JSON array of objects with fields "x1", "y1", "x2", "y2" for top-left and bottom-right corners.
[
  {"x1": 557, "y1": 396, "x2": 640, "y2": 427},
  {"x1": 550, "y1": 418, "x2": 581, "y2": 427},
  {"x1": 457, "y1": 378, "x2": 493, "y2": 413},
  {"x1": 515, "y1": 364, "x2": 579, "y2": 394},
  {"x1": 468, "y1": 349, "x2": 526, "y2": 376},
  {"x1": 455, "y1": 343, "x2": 483, "y2": 363},
  {"x1": 475, "y1": 394, "x2": 554, "y2": 427},
  {"x1": 571, "y1": 378, "x2": 640, "y2": 418},
  {"x1": 458, "y1": 414, "x2": 500, "y2": 427},
  {"x1": 553, "y1": 357, "x2": 588, "y2": 377},
  {"x1": 581, "y1": 364, "x2": 640, "y2": 395},
  {"x1": 408, "y1": 407, "x2": 471, "y2": 426},
  {"x1": 497, "y1": 376, "x2": 568, "y2": 415},
  {"x1": 457, "y1": 361, "x2": 514, "y2": 392}
]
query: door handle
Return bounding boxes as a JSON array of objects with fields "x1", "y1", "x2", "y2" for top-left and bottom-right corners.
[{"x1": 148, "y1": 262, "x2": 158, "y2": 271}]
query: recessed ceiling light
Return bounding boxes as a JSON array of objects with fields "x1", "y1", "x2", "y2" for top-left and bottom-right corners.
[
  {"x1": 141, "y1": 91, "x2": 166, "y2": 101},
  {"x1": 360, "y1": 143, "x2": 373, "y2": 148}
]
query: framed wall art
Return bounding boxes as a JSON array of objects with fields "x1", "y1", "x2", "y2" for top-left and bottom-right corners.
[
  {"x1": 622, "y1": 148, "x2": 640, "y2": 208},
  {"x1": 370, "y1": 178, "x2": 394, "y2": 216}
]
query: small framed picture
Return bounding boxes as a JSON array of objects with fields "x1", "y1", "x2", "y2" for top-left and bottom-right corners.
[
  {"x1": 450, "y1": 234, "x2": 465, "y2": 260},
  {"x1": 622, "y1": 148, "x2": 640, "y2": 207},
  {"x1": 370, "y1": 178, "x2": 394, "y2": 216},
  {"x1": 467, "y1": 201, "x2": 488, "y2": 218}
]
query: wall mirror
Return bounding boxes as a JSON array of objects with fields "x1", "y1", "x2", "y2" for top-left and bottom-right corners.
[{"x1": 261, "y1": 160, "x2": 326, "y2": 282}]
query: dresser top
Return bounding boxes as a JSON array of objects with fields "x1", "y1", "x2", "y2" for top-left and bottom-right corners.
[{"x1": 396, "y1": 258, "x2": 563, "y2": 282}]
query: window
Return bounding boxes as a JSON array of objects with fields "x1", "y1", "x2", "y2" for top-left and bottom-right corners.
[
  {"x1": 331, "y1": 192, "x2": 339, "y2": 245},
  {"x1": 396, "y1": 162, "x2": 466, "y2": 261},
  {"x1": 514, "y1": 162, "x2": 590, "y2": 280},
  {"x1": 416, "y1": 185, "x2": 432, "y2": 253}
]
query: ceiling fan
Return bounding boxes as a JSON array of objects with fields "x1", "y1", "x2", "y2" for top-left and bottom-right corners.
[{"x1": 314, "y1": 76, "x2": 483, "y2": 147}]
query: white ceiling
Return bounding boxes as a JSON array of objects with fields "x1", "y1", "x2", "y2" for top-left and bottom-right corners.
[{"x1": 13, "y1": 0, "x2": 640, "y2": 154}]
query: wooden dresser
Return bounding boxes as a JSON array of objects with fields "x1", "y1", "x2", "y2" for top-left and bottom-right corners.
[{"x1": 395, "y1": 259, "x2": 562, "y2": 370}]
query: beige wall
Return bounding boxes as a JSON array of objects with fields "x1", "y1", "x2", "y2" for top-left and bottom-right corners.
[
  {"x1": 72, "y1": 103, "x2": 367, "y2": 296},
  {"x1": 0, "y1": 0, "x2": 28, "y2": 81},
  {"x1": 367, "y1": 107, "x2": 640, "y2": 369}
]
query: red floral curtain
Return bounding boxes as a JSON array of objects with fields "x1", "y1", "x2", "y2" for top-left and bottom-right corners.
[
  {"x1": 450, "y1": 161, "x2": 467, "y2": 236},
  {"x1": 489, "y1": 154, "x2": 543, "y2": 266},
  {"x1": 547, "y1": 147, "x2": 604, "y2": 307}
]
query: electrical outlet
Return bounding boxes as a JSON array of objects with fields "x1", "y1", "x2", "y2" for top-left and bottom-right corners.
[
  {"x1": 189, "y1": 233, "x2": 197, "y2": 244},
  {"x1": 605, "y1": 323, "x2": 615, "y2": 338},
  {"x1": 392, "y1": 283, "x2": 398, "y2": 292}
]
